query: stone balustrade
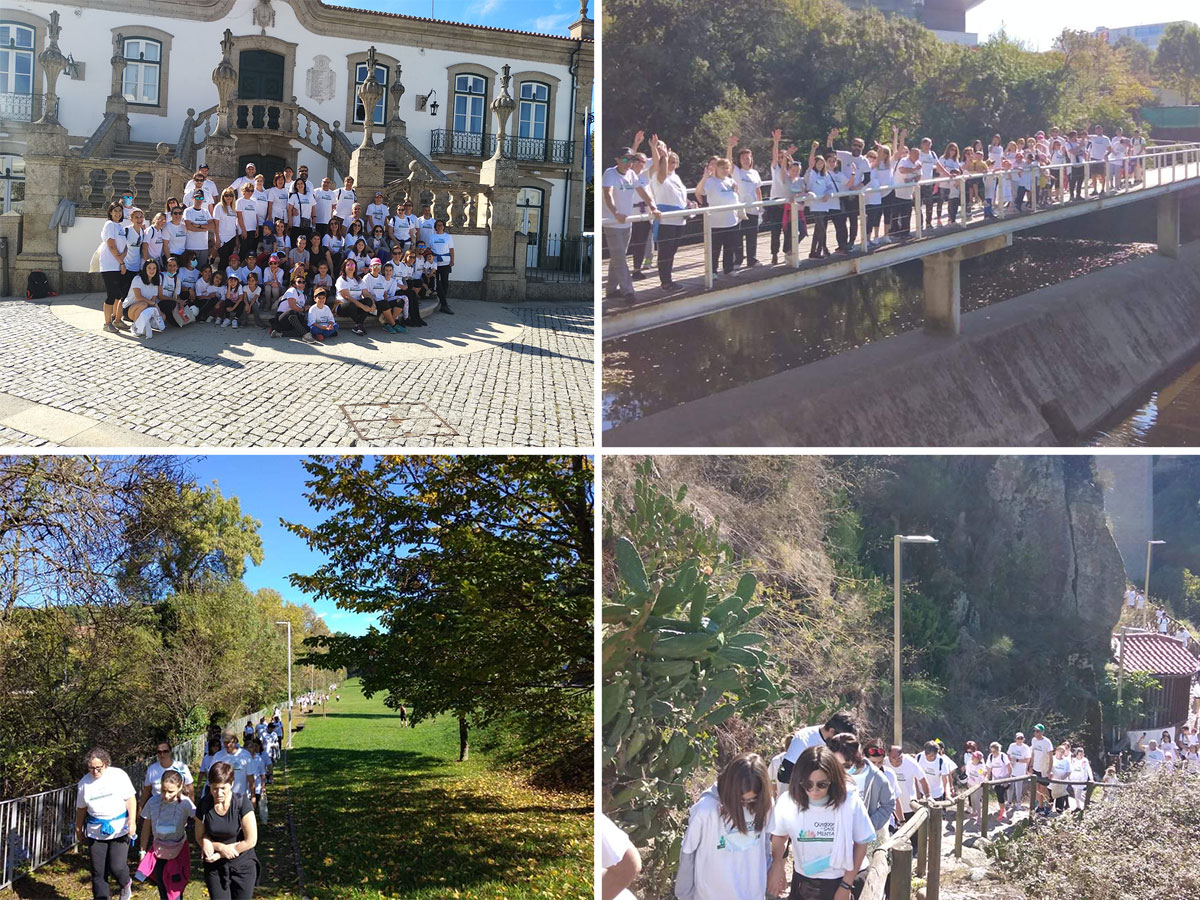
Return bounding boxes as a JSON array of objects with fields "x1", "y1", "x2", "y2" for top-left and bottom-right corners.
[{"x1": 382, "y1": 178, "x2": 493, "y2": 234}]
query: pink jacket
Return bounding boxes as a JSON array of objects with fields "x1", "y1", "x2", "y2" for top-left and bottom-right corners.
[{"x1": 136, "y1": 840, "x2": 191, "y2": 900}]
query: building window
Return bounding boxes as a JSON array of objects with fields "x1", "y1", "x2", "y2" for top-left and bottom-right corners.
[
  {"x1": 0, "y1": 23, "x2": 35, "y2": 108},
  {"x1": 0, "y1": 154, "x2": 24, "y2": 213},
  {"x1": 518, "y1": 82, "x2": 549, "y2": 141},
  {"x1": 453, "y1": 73, "x2": 487, "y2": 135},
  {"x1": 122, "y1": 38, "x2": 161, "y2": 106},
  {"x1": 353, "y1": 62, "x2": 388, "y2": 126}
]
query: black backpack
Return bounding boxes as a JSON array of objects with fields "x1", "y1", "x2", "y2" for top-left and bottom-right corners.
[{"x1": 26, "y1": 270, "x2": 54, "y2": 299}]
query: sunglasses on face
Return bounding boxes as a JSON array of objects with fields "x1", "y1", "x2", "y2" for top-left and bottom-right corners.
[
  {"x1": 803, "y1": 779, "x2": 831, "y2": 790},
  {"x1": 866, "y1": 749, "x2": 885, "y2": 757}
]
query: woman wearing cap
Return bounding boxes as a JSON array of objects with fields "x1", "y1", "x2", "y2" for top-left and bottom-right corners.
[
  {"x1": 334, "y1": 258, "x2": 375, "y2": 336},
  {"x1": 183, "y1": 189, "x2": 214, "y2": 269},
  {"x1": 675, "y1": 752, "x2": 773, "y2": 900},
  {"x1": 75, "y1": 747, "x2": 138, "y2": 900},
  {"x1": 100, "y1": 201, "x2": 131, "y2": 332},
  {"x1": 361, "y1": 257, "x2": 404, "y2": 334},
  {"x1": 430, "y1": 219, "x2": 455, "y2": 315},
  {"x1": 196, "y1": 761, "x2": 259, "y2": 898},
  {"x1": 768, "y1": 745, "x2": 875, "y2": 900}
]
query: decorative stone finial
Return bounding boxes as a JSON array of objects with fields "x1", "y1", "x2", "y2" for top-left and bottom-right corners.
[
  {"x1": 490, "y1": 64, "x2": 515, "y2": 157},
  {"x1": 36, "y1": 10, "x2": 68, "y2": 124},
  {"x1": 579, "y1": 0, "x2": 588, "y2": 18},
  {"x1": 211, "y1": 28, "x2": 238, "y2": 137},
  {"x1": 356, "y1": 46, "x2": 384, "y2": 149}
]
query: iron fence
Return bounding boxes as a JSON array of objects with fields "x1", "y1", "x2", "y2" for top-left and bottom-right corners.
[
  {"x1": 430, "y1": 129, "x2": 575, "y2": 164},
  {"x1": 527, "y1": 232, "x2": 592, "y2": 283},
  {"x1": 0, "y1": 93, "x2": 57, "y2": 123}
]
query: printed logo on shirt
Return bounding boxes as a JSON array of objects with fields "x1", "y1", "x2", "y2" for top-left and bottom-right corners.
[
  {"x1": 796, "y1": 821, "x2": 835, "y2": 843},
  {"x1": 716, "y1": 829, "x2": 760, "y2": 852}
]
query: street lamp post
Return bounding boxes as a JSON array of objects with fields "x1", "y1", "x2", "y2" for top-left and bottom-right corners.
[
  {"x1": 275, "y1": 620, "x2": 293, "y2": 750},
  {"x1": 1120, "y1": 539, "x2": 1166, "y2": 713},
  {"x1": 894, "y1": 534, "x2": 938, "y2": 748}
]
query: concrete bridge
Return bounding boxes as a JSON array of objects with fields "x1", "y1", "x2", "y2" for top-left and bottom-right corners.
[{"x1": 603, "y1": 143, "x2": 1200, "y2": 341}]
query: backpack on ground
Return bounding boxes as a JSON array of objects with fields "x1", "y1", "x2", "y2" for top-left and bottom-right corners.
[{"x1": 26, "y1": 270, "x2": 54, "y2": 299}]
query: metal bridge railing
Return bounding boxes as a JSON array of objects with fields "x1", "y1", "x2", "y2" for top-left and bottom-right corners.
[{"x1": 602, "y1": 141, "x2": 1200, "y2": 297}]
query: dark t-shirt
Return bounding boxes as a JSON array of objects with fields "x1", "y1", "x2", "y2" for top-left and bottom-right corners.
[{"x1": 197, "y1": 792, "x2": 253, "y2": 844}]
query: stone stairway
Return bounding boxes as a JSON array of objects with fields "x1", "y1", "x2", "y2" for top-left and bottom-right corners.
[{"x1": 110, "y1": 141, "x2": 168, "y2": 160}]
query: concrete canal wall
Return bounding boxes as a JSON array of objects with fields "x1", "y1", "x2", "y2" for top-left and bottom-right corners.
[{"x1": 606, "y1": 240, "x2": 1200, "y2": 447}]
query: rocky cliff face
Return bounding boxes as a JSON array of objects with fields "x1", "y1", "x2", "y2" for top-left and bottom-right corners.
[{"x1": 943, "y1": 456, "x2": 1126, "y2": 748}]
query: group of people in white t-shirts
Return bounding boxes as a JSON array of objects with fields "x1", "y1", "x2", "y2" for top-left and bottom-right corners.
[
  {"x1": 602, "y1": 122, "x2": 1152, "y2": 302},
  {"x1": 97, "y1": 162, "x2": 457, "y2": 340},
  {"x1": 599, "y1": 710, "x2": 1200, "y2": 900},
  {"x1": 1136, "y1": 726, "x2": 1200, "y2": 776},
  {"x1": 72, "y1": 720, "x2": 291, "y2": 900}
]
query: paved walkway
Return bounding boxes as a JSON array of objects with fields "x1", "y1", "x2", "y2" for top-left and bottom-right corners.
[{"x1": 0, "y1": 294, "x2": 593, "y2": 447}]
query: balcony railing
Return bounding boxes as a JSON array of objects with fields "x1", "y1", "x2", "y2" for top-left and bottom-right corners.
[
  {"x1": 431, "y1": 129, "x2": 575, "y2": 164},
  {"x1": 0, "y1": 92, "x2": 57, "y2": 124}
]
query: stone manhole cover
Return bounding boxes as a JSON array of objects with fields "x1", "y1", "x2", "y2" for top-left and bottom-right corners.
[{"x1": 340, "y1": 402, "x2": 459, "y2": 443}]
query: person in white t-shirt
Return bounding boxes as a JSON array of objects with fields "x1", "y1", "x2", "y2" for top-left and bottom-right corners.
[
  {"x1": 1086, "y1": 126, "x2": 1112, "y2": 196},
  {"x1": 236, "y1": 183, "x2": 261, "y2": 261},
  {"x1": 123, "y1": 259, "x2": 165, "y2": 338},
  {"x1": 603, "y1": 147, "x2": 659, "y2": 300},
  {"x1": 138, "y1": 769, "x2": 196, "y2": 891},
  {"x1": 1067, "y1": 747, "x2": 1093, "y2": 810},
  {"x1": 183, "y1": 190, "x2": 214, "y2": 268},
  {"x1": 362, "y1": 257, "x2": 405, "y2": 334},
  {"x1": 307, "y1": 286, "x2": 339, "y2": 342},
  {"x1": 767, "y1": 745, "x2": 875, "y2": 900},
  {"x1": 270, "y1": 271, "x2": 310, "y2": 339},
  {"x1": 804, "y1": 149, "x2": 840, "y2": 257},
  {"x1": 189, "y1": 166, "x2": 218, "y2": 212},
  {"x1": 917, "y1": 741, "x2": 955, "y2": 801},
  {"x1": 600, "y1": 814, "x2": 640, "y2": 900},
  {"x1": 141, "y1": 740, "x2": 195, "y2": 809},
  {"x1": 1029, "y1": 724, "x2": 1054, "y2": 812},
  {"x1": 985, "y1": 742, "x2": 1011, "y2": 821},
  {"x1": 778, "y1": 712, "x2": 858, "y2": 787},
  {"x1": 675, "y1": 752, "x2": 773, "y2": 900},
  {"x1": 247, "y1": 738, "x2": 267, "y2": 814},
  {"x1": 75, "y1": 748, "x2": 137, "y2": 900},
  {"x1": 726, "y1": 133, "x2": 763, "y2": 268},
  {"x1": 1006, "y1": 732, "x2": 1033, "y2": 809},
  {"x1": 366, "y1": 192, "x2": 389, "y2": 232},
  {"x1": 333, "y1": 176, "x2": 357, "y2": 224},
  {"x1": 211, "y1": 733, "x2": 255, "y2": 798},
  {"x1": 311, "y1": 177, "x2": 337, "y2": 244},
  {"x1": 964, "y1": 751, "x2": 988, "y2": 822},
  {"x1": 827, "y1": 127, "x2": 873, "y2": 248},
  {"x1": 99, "y1": 201, "x2": 133, "y2": 332},
  {"x1": 882, "y1": 745, "x2": 927, "y2": 819}
]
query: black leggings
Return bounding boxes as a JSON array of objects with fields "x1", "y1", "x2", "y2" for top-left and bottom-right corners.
[
  {"x1": 656, "y1": 222, "x2": 685, "y2": 285},
  {"x1": 87, "y1": 836, "x2": 130, "y2": 900},
  {"x1": 765, "y1": 204, "x2": 784, "y2": 256},
  {"x1": 271, "y1": 308, "x2": 306, "y2": 335},
  {"x1": 337, "y1": 300, "x2": 369, "y2": 325},
  {"x1": 436, "y1": 265, "x2": 451, "y2": 305},
  {"x1": 203, "y1": 852, "x2": 259, "y2": 899},
  {"x1": 710, "y1": 224, "x2": 738, "y2": 274},
  {"x1": 630, "y1": 219, "x2": 651, "y2": 272},
  {"x1": 809, "y1": 210, "x2": 831, "y2": 257},
  {"x1": 737, "y1": 214, "x2": 760, "y2": 264},
  {"x1": 102, "y1": 270, "x2": 125, "y2": 307}
]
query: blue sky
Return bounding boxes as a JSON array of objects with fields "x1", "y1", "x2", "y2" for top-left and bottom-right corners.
[
  {"x1": 968, "y1": 0, "x2": 1197, "y2": 51},
  {"x1": 325, "y1": 0, "x2": 589, "y2": 37},
  {"x1": 189, "y1": 455, "x2": 382, "y2": 636}
]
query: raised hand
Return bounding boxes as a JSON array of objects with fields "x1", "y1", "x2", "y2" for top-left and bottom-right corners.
[
  {"x1": 772, "y1": 128, "x2": 782, "y2": 142},
  {"x1": 632, "y1": 130, "x2": 645, "y2": 150},
  {"x1": 650, "y1": 132, "x2": 660, "y2": 149},
  {"x1": 828, "y1": 126, "x2": 839, "y2": 141}
]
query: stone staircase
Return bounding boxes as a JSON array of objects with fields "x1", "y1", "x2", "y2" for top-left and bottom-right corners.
[{"x1": 111, "y1": 141, "x2": 170, "y2": 161}]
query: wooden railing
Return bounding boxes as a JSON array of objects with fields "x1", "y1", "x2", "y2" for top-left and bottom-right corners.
[{"x1": 860, "y1": 775, "x2": 1135, "y2": 900}]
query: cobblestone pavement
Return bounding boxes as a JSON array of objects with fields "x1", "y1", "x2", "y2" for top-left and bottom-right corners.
[{"x1": 0, "y1": 298, "x2": 594, "y2": 448}]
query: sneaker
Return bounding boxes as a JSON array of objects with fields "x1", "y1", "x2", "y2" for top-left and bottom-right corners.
[
  {"x1": 302, "y1": 332, "x2": 317, "y2": 344},
  {"x1": 631, "y1": 270, "x2": 646, "y2": 280},
  {"x1": 268, "y1": 329, "x2": 280, "y2": 338},
  {"x1": 113, "y1": 318, "x2": 131, "y2": 331},
  {"x1": 220, "y1": 318, "x2": 230, "y2": 327},
  {"x1": 315, "y1": 334, "x2": 325, "y2": 342},
  {"x1": 103, "y1": 322, "x2": 118, "y2": 334},
  {"x1": 352, "y1": 325, "x2": 366, "y2": 335},
  {"x1": 119, "y1": 881, "x2": 132, "y2": 900},
  {"x1": 394, "y1": 324, "x2": 407, "y2": 333},
  {"x1": 231, "y1": 319, "x2": 239, "y2": 329}
]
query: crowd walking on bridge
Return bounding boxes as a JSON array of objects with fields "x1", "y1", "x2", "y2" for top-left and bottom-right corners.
[
  {"x1": 74, "y1": 714, "x2": 288, "y2": 900},
  {"x1": 603, "y1": 120, "x2": 1161, "y2": 303},
  {"x1": 601, "y1": 711, "x2": 1200, "y2": 900}
]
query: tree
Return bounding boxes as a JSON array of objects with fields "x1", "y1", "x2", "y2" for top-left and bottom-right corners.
[
  {"x1": 1154, "y1": 22, "x2": 1200, "y2": 104},
  {"x1": 286, "y1": 456, "x2": 592, "y2": 762}
]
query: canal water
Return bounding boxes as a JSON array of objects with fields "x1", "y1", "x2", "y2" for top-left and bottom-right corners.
[
  {"x1": 1092, "y1": 353, "x2": 1200, "y2": 446},
  {"x1": 603, "y1": 237, "x2": 1157, "y2": 430}
]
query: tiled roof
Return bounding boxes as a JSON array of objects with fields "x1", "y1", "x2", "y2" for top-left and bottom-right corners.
[
  {"x1": 1118, "y1": 632, "x2": 1200, "y2": 677},
  {"x1": 318, "y1": 2, "x2": 592, "y2": 42}
]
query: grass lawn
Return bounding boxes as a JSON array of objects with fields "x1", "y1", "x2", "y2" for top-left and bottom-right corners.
[{"x1": 290, "y1": 678, "x2": 591, "y2": 900}]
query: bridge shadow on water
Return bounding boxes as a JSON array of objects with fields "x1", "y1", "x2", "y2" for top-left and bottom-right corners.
[{"x1": 291, "y1": 746, "x2": 587, "y2": 895}]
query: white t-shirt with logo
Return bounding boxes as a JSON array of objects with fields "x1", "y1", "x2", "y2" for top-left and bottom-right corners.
[
  {"x1": 76, "y1": 767, "x2": 136, "y2": 840},
  {"x1": 680, "y1": 786, "x2": 770, "y2": 900},
  {"x1": 769, "y1": 791, "x2": 875, "y2": 881},
  {"x1": 183, "y1": 206, "x2": 212, "y2": 251},
  {"x1": 602, "y1": 166, "x2": 640, "y2": 230},
  {"x1": 144, "y1": 760, "x2": 194, "y2": 797},
  {"x1": 312, "y1": 189, "x2": 337, "y2": 225},
  {"x1": 1030, "y1": 736, "x2": 1054, "y2": 775},
  {"x1": 883, "y1": 755, "x2": 925, "y2": 813},
  {"x1": 599, "y1": 814, "x2": 638, "y2": 900},
  {"x1": 917, "y1": 754, "x2": 953, "y2": 800},
  {"x1": 99, "y1": 220, "x2": 128, "y2": 272},
  {"x1": 732, "y1": 165, "x2": 763, "y2": 208},
  {"x1": 430, "y1": 232, "x2": 454, "y2": 266},
  {"x1": 782, "y1": 725, "x2": 828, "y2": 768},
  {"x1": 212, "y1": 747, "x2": 253, "y2": 796},
  {"x1": 1007, "y1": 742, "x2": 1032, "y2": 777},
  {"x1": 1087, "y1": 135, "x2": 1111, "y2": 161}
]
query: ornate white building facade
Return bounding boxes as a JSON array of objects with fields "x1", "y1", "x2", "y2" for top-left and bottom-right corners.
[{"x1": 0, "y1": 0, "x2": 593, "y2": 298}]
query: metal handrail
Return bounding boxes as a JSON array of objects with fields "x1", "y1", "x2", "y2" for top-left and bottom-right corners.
[{"x1": 603, "y1": 141, "x2": 1200, "y2": 293}]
